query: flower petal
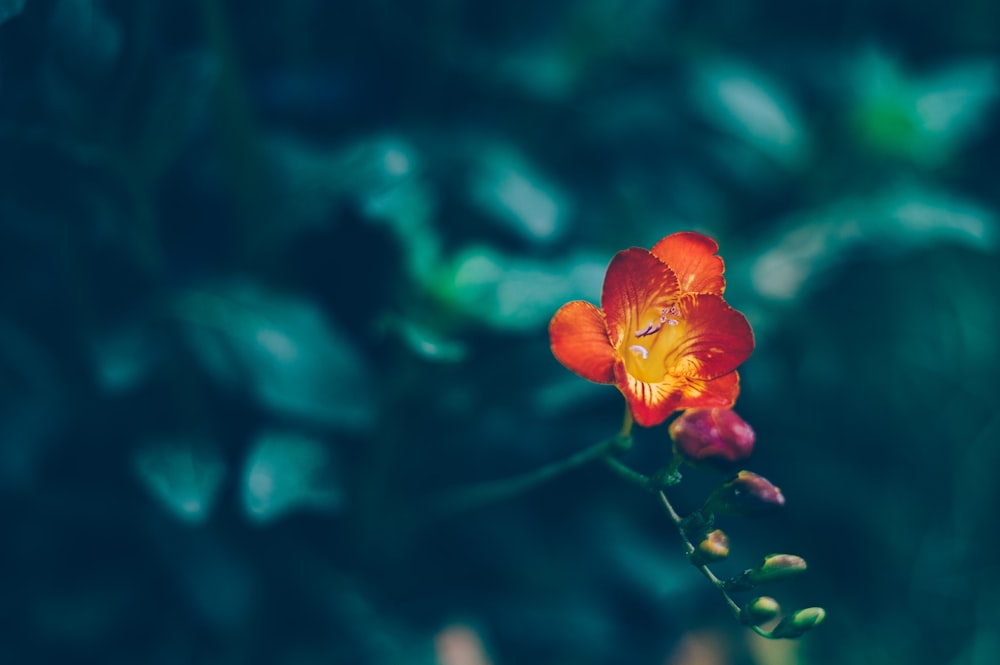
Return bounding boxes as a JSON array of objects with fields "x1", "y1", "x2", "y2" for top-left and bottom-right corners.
[
  {"x1": 549, "y1": 300, "x2": 616, "y2": 384},
  {"x1": 664, "y1": 293, "x2": 754, "y2": 379},
  {"x1": 650, "y1": 232, "x2": 726, "y2": 295},
  {"x1": 601, "y1": 248, "x2": 680, "y2": 348},
  {"x1": 613, "y1": 361, "x2": 684, "y2": 427},
  {"x1": 675, "y1": 371, "x2": 741, "y2": 410}
]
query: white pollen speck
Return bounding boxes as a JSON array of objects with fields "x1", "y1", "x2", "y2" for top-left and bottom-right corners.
[{"x1": 629, "y1": 345, "x2": 649, "y2": 359}]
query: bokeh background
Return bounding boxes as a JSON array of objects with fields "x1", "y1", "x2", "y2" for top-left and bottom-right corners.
[{"x1": 2, "y1": 1, "x2": 999, "y2": 663}]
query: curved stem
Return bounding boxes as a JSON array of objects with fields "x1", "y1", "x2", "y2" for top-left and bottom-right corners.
[
  {"x1": 658, "y1": 490, "x2": 776, "y2": 637},
  {"x1": 603, "y1": 456, "x2": 651, "y2": 490},
  {"x1": 409, "y1": 405, "x2": 639, "y2": 529},
  {"x1": 410, "y1": 436, "x2": 620, "y2": 528},
  {"x1": 603, "y1": 457, "x2": 775, "y2": 637}
]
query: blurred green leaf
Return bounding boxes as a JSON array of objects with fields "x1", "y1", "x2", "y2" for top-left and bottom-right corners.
[
  {"x1": 0, "y1": 0, "x2": 25, "y2": 26},
  {"x1": 133, "y1": 438, "x2": 226, "y2": 525},
  {"x1": 749, "y1": 181, "x2": 996, "y2": 301},
  {"x1": 434, "y1": 246, "x2": 604, "y2": 331},
  {"x1": 268, "y1": 134, "x2": 421, "y2": 231},
  {"x1": 242, "y1": 431, "x2": 341, "y2": 524},
  {"x1": 174, "y1": 283, "x2": 374, "y2": 430},
  {"x1": 91, "y1": 324, "x2": 157, "y2": 394},
  {"x1": 363, "y1": 174, "x2": 441, "y2": 286},
  {"x1": 692, "y1": 59, "x2": 810, "y2": 169},
  {"x1": 383, "y1": 315, "x2": 468, "y2": 363},
  {"x1": 469, "y1": 143, "x2": 572, "y2": 245},
  {"x1": 851, "y1": 49, "x2": 998, "y2": 166},
  {"x1": 489, "y1": 0, "x2": 672, "y2": 100},
  {"x1": 268, "y1": 134, "x2": 444, "y2": 287},
  {"x1": 495, "y1": 43, "x2": 583, "y2": 101}
]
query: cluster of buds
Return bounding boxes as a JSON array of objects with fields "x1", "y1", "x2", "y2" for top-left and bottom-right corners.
[
  {"x1": 668, "y1": 408, "x2": 824, "y2": 639},
  {"x1": 740, "y1": 597, "x2": 825, "y2": 637}
]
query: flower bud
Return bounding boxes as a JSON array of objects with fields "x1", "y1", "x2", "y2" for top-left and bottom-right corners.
[
  {"x1": 747, "y1": 554, "x2": 808, "y2": 585},
  {"x1": 702, "y1": 471, "x2": 784, "y2": 517},
  {"x1": 724, "y1": 554, "x2": 808, "y2": 591},
  {"x1": 669, "y1": 408, "x2": 755, "y2": 470},
  {"x1": 741, "y1": 596, "x2": 781, "y2": 626},
  {"x1": 770, "y1": 607, "x2": 826, "y2": 638},
  {"x1": 689, "y1": 529, "x2": 729, "y2": 565}
]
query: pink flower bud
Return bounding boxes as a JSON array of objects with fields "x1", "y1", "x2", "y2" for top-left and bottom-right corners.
[
  {"x1": 669, "y1": 408, "x2": 755, "y2": 469},
  {"x1": 703, "y1": 471, "x2": 785, "y2": 517}
]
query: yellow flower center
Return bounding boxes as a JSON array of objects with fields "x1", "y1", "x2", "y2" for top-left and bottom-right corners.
[{"x1": 621, "y1": 304, "x2": 686, "y2": 383}]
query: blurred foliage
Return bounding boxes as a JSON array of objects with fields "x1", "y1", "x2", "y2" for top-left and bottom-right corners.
[{"x1": 2, "y1": 0, "x2": 999, "y2": 663}]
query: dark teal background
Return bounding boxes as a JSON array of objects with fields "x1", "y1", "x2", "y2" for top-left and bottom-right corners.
[{"x1": 2, "y1": 1, "x2": 999, "y2": 663}]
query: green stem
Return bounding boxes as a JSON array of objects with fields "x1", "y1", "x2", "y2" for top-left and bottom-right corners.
[
  {"x1": 603, "y1": 456, "x2": 652, "y2": 490},
  {"x1": 619, "y1": 408, "x2": 634, "y2": 439},
  {"x1": 409, "y1": 405, "x2": 638, "y2": 529},
  {"x1": 657, "y1": 490, "x2": 775, "y2": 639},
  {"x1": 410, "y1": 436, "x2": 620, "y2": 528}
]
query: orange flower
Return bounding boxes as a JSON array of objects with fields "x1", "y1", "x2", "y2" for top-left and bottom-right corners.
[{"x1": 548, "y1": 232, "x2": 754, "y2": 427}]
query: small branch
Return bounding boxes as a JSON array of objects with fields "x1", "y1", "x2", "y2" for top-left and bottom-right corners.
[
  {"x1": 409, "y1": 436, "x2": 619, "y2": 528},
  {"x1": 603, "y1": 456, "x2": 652, "y2": 490},
  {"x1": 658, "y1": 490, "x2": 752, "y2": 625},
  {"x1": 407, "y1": 405, "x2": 639, "y2": 530}
]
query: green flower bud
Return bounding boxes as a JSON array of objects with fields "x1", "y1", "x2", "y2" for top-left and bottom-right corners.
[
  {"x1": 724, "y1": 554, "x2": 808, "y2": 591},
  {"x1": 702, "y1": 471, "x2": 785, "y2": 517},
  {"x1": 689, "y1": 529, "x2": 730, "y2": 565},
  {"x1": 771, "y1": 607, "x2": 826, "y2": 638},
  {"x1": 741, "y1": 596, "x2": 781, "y2": 626},
  {"x1": 747, "y1": 554, "x2": 808, "y2": 585}
]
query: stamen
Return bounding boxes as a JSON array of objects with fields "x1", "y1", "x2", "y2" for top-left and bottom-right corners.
[
  {"x1": 637, "y1": 304, "x2": 683, "y2": 337},
  {"x1": 635, "y1": 321, "x2": 663, "y2": 338}
]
